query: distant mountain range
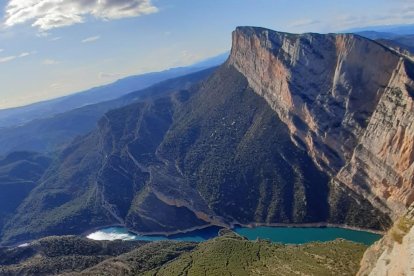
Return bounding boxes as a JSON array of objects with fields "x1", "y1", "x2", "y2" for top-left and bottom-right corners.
[
  {"x1": 346, "y1": 24, "x2": 414, "y2": 36},
  {"x1": 339, "y1": 24, "x2": 414, "y2": 56},
  {"x1": 355, "y1": 31, "x2": 414, "y2": 55},
  {"x1": 0, "y1": 68, "x2": 216, "y2": 155},
  {"x1": 0, "y1": 52, "x2": 229, "y2": 129}
]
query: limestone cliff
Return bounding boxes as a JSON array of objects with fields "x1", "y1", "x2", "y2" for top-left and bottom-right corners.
[
  {"x1": 358, "y1": 204, "x2": 414, "y2": 276},
  {"x1": 229, "y1": 26, "x2": 414, "y2": 218},
  {"x1": 2, "y1": 27, "x2": 412, "y2": 252},
  {"x1": 336, "y1": 59, "x2": 414, "y2": 218}
]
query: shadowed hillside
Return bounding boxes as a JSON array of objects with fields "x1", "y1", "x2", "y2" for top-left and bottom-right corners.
[{"x1": 0, "y1": 64, "x2": 389, "y2": 245}]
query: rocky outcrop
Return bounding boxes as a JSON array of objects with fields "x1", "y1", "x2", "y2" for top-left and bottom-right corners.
[
  {"x1": 336, "y1": 59, "x2": 414, "y2": 218},
  {"x1": 358, "y1": 204, "x2": 414, "y2": 276},
  {"x1": 229, "y1": 26, "x2": 414, "y2": 218},
  {"x1": 229, "y1": 26, "x2": 414, "y2": 276}
]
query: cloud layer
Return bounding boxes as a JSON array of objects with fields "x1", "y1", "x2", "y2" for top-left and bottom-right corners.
[{"x1": 4, "y1": 0, "x2": 158, "y2": 30}]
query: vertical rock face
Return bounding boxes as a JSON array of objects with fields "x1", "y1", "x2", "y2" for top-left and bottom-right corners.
[
  {"x1": 229, "y1": 26, "x2": 414, "y2": 217},
  {"x1": 336, "y1": 60, "x2": 414, "y2": 217},
  {"x1": 229, "y1": 26, "x2": 414, "y2": 276},
  {"x1": 358, "y1": 204, "x2": 414, "y2": 276}
]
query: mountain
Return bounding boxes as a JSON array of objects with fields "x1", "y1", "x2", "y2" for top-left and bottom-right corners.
[
  {"x1": 140, "y1": 231, "x2": 366, "y2": 276},
  {"x1": 376, "y1": 36, "x2": 414, "y2": 56},
  {"x1": 0, "y1": 53, "x2": 228, "y2": 129},
  {"x1": 1, "y1": 26, "x2": 414, "y2": 274},
  {"x1": 348, "y1": 24, "x2": 414, "y2": 36},
  {"x1": 0, "y1": 231, "x2": 366, "y2": 276},
  {"x1": 0, "y1": 152, "x2": 51, "y2": 237},
  {"x1": 2, "y1": 27, "x2": 405, "y2": 245},
  {"x1": 230, "y1": 27, "x2": 414, "y2": 219},
  {"x1": 229, "y1": 27, "x2": 414, "y2": 275},
  {"x1": 355, "y1": 31, "x2": 414, "y2": 55},
  {"x1": 0, "y1": 68, "x2": 216, "y2": 155},
  {"x1": 188, "y1": 51, "x2": 230, "y2": 68},
  {"x1": 354, "y1": 31, "x2": 400, "y2": 40},
  {"x1": 0, "y1": 236, "x2": 147, "y2": 275}
]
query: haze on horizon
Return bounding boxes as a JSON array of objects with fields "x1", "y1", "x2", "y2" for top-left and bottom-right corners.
[{"x1": 0, "y1": 0, "x2": 413, "y2": 109}]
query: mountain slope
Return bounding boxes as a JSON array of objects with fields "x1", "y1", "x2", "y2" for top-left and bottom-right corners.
[
  {"x1": 0, "y1": 236, "x2": 146, "y2": 275},
  {"x1": 1, "y1": 63, "x2": 389, "y2": 245},
  {"x1": 376, "y1": 37, "x2": 414, "y2": 58},
  {"x1": 0, "y1": 231, "x2": 367, "y2": 276},
  {"x1": 4, "y1": 26, "x2": 414, "y2": 247},
  {"x1": 0, "y1": 152, "x2": 51, "y2": 239},
  {"x1": 349, "y1": 24, "x2": 414, "y2": 36},
  {"x1": 229, "y1": 26, "x2": 414, "y2": 219},
  {"x1": 356, "y1": 31, "x2": 414, "y2": 56},
  {"x1": 147, "y1": 231, "x2": 366, "y2": 276},
  {"x1": 0, "y1": 53, "x2": 228, "y2": 129},
  {"x1": 1, "y1": 25, "x2": 413, "y2": 275},
  {"x1": 0, "y1": 68, "x2": 216, "y2": 155},
  {"x1": 358, "y1": 203, "x2": 414, "y2": 275}
]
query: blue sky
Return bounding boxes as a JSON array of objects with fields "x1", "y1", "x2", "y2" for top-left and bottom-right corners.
[{"x1": 0, "y1": 0, "x2": 413, "y2": 109}]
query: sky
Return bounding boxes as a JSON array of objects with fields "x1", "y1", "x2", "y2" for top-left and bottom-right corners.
[{"x1": 0, "y1": 0, "x2": 413, "y2": 109}]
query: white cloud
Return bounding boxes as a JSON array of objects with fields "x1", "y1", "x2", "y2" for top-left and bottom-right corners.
[
  {"x1": 19, "y1": 52, "x2": 30, "y2": 57},
  {"x1": 0, "y1": 51, "x2": 33, "y2": 63},
  {"x1": 284, "y1": 2, "x2": 414, "y2": 33},
  {"x1": 36, "y1": 31, "x2": 51, "y2": 38},
  {"x1": 288, "y1": 19, "x2": 320, "y2": 28},
  {"x1": 50, "y1": 36, "x2": 61, "y2": 41},
  {"x1": 43, "y1": 59, "x2": 59, "y2": 65},
  {"x1": 330, "y1": 3, "x2": 414, "y2": 32},
  {"x1": 4, "y1": 0, "x2": 158, "y2": 30},
  {"x1": 0, "y1": 56, "x2": 16, "y2": 63},
  {"x1": 82, "y1": 35, "x2": 100, "y2": 43}
]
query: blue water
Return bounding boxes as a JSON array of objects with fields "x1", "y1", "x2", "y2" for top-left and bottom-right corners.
[
  {"x1": 87, "y1": 226, "x2": 381, "y2": 245},
  {"x1": 234, "y1": 226, "x2": 381, "y2": 245}
]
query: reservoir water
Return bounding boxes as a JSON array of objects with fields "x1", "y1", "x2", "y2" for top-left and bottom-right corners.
[{"x1": 87, "y1": 226, "x2": 381, "y2": 245}]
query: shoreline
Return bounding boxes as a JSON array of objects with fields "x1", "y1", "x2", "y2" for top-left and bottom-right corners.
[
  {"x1": 230, "y1": 222, "x2": 385, "y2": 235},
  {"x1": 85, "y1": 221, "x2": 385, "y2": 238},
  {"x1": 128, "y1": 224, "x2": 217, "y2": 237},
  {"x1": 82, "y1": 223, "x2": 218, "y2": 238},
  {"x1": 2, "y1": 222, "x2": 383, "y2": 248}
]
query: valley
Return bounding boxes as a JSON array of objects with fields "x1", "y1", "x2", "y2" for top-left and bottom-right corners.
[
  {"x1": 87, "y1": 225, "x2": 382, "y2": 245},
  {"x1": 0, "y1": 62, "x2": 390, "y2": 246},
  {"x1": 0, "y1": 25, "x2": 413, "y2": 275}
]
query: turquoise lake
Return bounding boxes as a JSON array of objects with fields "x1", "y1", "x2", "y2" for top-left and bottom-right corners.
[{"x1": 87, "y1": 226, "x2": 381, "y2": 245}]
